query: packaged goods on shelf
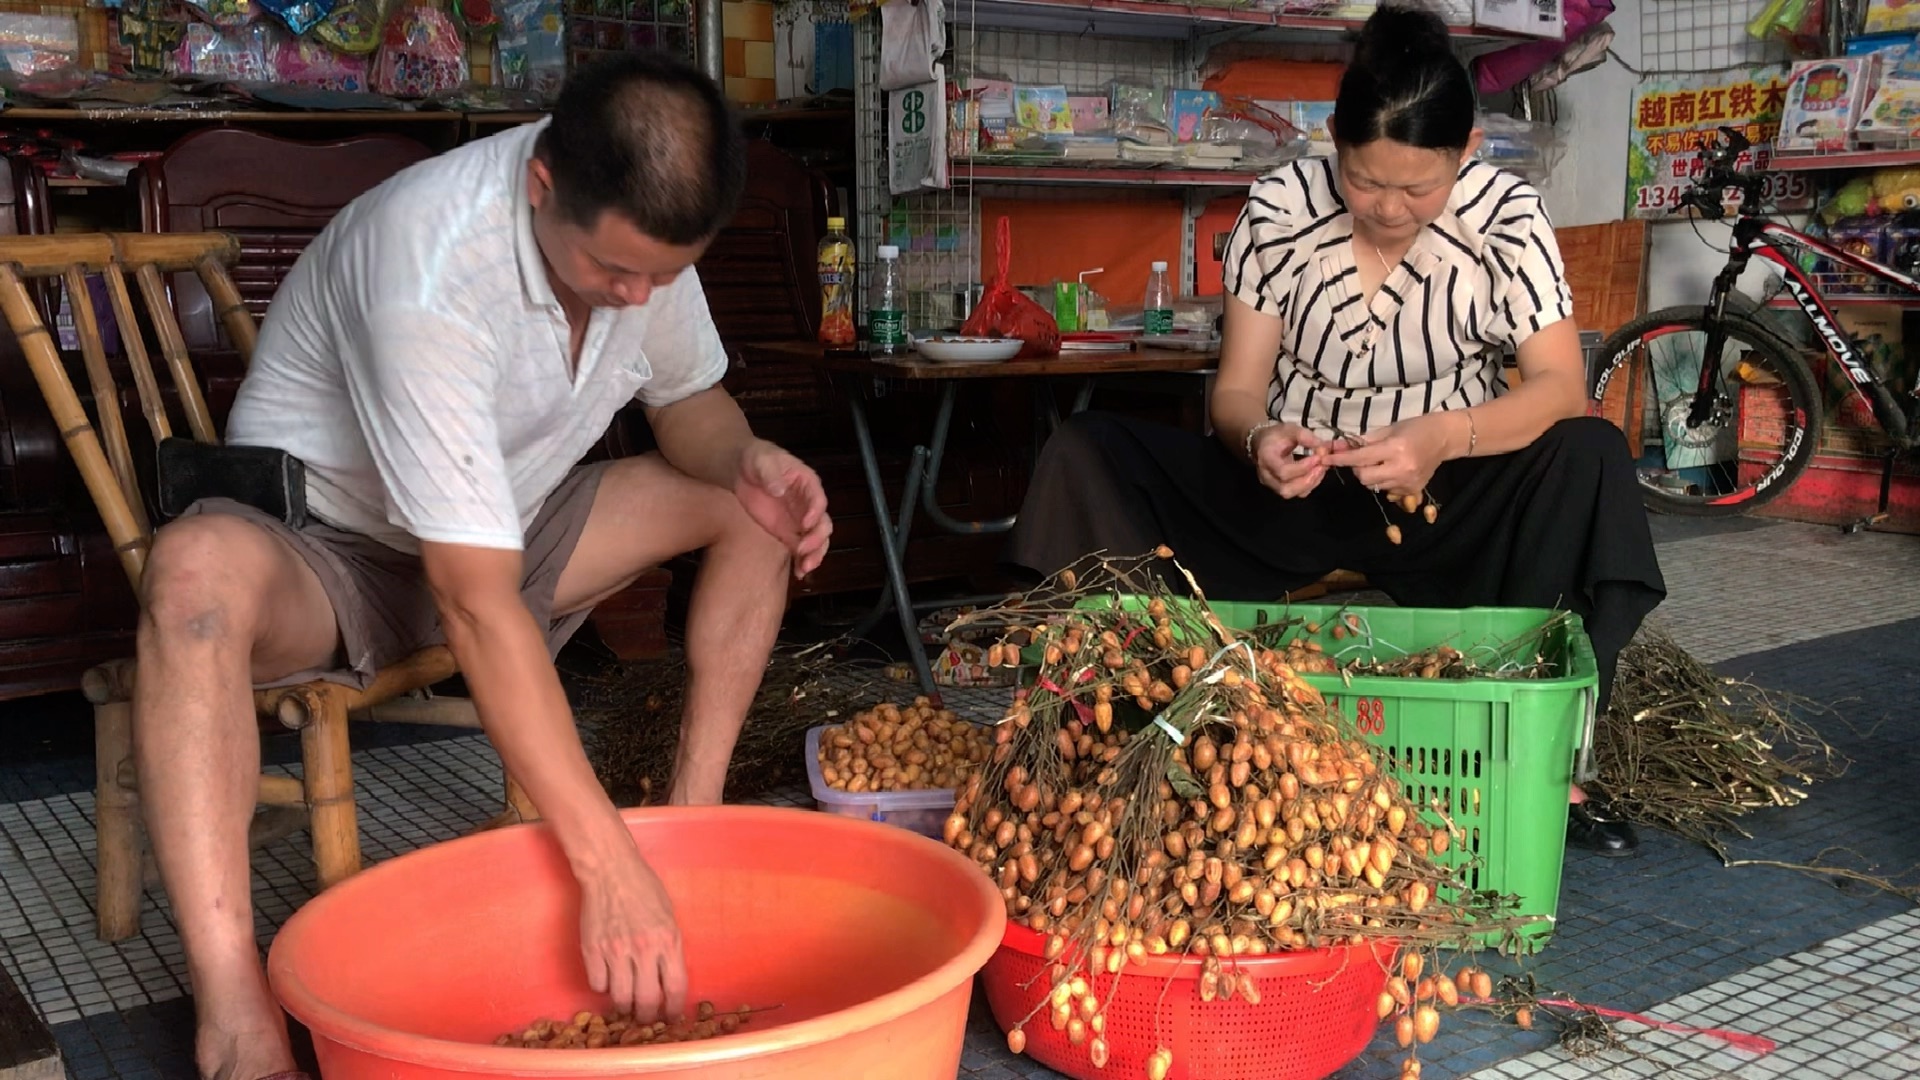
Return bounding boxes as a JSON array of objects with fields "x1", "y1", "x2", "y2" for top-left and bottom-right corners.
[
  {"x1": 1473, "y1": 111, "x2": 1564, "y2": 184},
  {"x1": 1854, "y1": 37, "x2": 1920, "y2": 145},
  {"x1": 1865, "y1": 0, "x2": 1920, "y2": 36},
  {"x1": 1777, "y1": 56, "x2": 1878, "y2": 154},
  {"x1": 0, "y1": 12, "x2": 78, "y2": 76}
]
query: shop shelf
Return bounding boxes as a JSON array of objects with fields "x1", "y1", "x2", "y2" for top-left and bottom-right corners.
[
  {"x1": 950, "y1": 0, "x2": 1529, "y2": 41},
  {"x1": 953, "y1": 160, "x2": 1263, "y2": 186}
]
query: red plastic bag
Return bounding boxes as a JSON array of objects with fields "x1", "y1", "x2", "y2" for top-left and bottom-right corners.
[{"x1": 962, "y1": 216, "x2": 1060, "y2": 358}]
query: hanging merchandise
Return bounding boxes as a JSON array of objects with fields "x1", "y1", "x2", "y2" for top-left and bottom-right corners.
[
  {"x1": 184, "y1": 0, "x2": 260, "y2": 29},
  {"x1": 259, "y1": 0, "x2": 336, "y2": 37},
  {"x1": 1746, "y1": 0, "x2": 1827, "y2": 57},
  {"x1": 1471, "y1": 0, "x2": 1612, "y2": 95},
  {"x1": 272, "y1": 33, "x2": 370, "y2": 89},
  {"x1": 496, "y1": 0, "x2": 563, "y2": 97},
  {"x1": 315, "y1": 0, "x2": 390, "y2": 54},
  {"x1": 888, "y1": 62, "x2": 948, "y2": 195},
  {"x1": 372, "y1": 1, "x2": 467, "y2": 98},
  {"x1": 119, "y1": 0, "x2": 188, "y2": 76},
  {"x1": 175, "y1": 20, "x2": 276, "y2": 80},
  {"x1": 878, "y1": 0, "x2": 942, "y2": 92},
  {"x1": 453, "y1": 0, "x2": 497, "y2": 37}
]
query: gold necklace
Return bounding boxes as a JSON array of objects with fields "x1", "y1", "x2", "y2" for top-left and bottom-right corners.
[{"x1": 1369, "y1": 239, "x2": 1394, "y2": 276}]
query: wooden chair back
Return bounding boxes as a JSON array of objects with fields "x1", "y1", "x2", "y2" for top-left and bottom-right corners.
[
  {"x1": 694, "y1": 140, "x2": 839, "y2": 450},
  {"x1": 136, "y1": 128, "x2": 435, "y2": 353},
  {"x1": 0, "y1": 232, "x2": 257, "y2": 592}
]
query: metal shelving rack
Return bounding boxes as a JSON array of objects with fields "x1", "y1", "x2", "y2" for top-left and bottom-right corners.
[{"x1": 852, "y1": 0, "x2": 1530, "y2": 334}]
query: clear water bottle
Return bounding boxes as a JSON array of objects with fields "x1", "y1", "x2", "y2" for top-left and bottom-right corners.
[
  {"x1": 1143, "y1": 260, "x2": 1174, "y2": 336},
  {"x1": 869, "y1": 244, "x2": 908, "y2": 355}
]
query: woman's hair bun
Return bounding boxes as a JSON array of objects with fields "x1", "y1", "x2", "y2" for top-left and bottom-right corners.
[
  {"x1": 1333, "y1": 1, "x2": 1476, "y2": 151},
  {"x1": 1352, "y1": 3, "x2": 1456, "y2": 72}
]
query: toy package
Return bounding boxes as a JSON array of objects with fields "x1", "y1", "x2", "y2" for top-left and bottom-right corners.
[
  {"x1": 175, "y1": 21, "x2": 275, "y2": 80},
  {"x1": 183, "y1": 0, "x2": 260, "y2": 28},
  {"x1": 0, "y1": 13, "x2": 79, "y2": 76},
  {"x1": 313, "y1": 0, "x2": 387, "y2": 54},
  {"x1": 1067, "y1": 94, "x2": 1109, "y2": 134},
  {"x1": 1865, "y1": 0, "x2": 1920, "y2": 35},
  {"x1": 1290, "y1": 101, "x2": 1335, "y2": 154},
  {"x1": 1109, "y1": 80, "x2": 1171, "y2": 145},
  {"x1": 1013, "y1": 85, "x2": 1071, "y2": 136},
  {"x1": 1856, "y1": 39, "x2": 1920, "y2": 143},
  {"x1": 272, "y1": 33, "x2": 368, "y2": 90},
  {"x1": 496, "y1": 0, "x2": 563, "y2": 97},
  {"x1": 1167, "y1": 89, "x2": 1221, "y2": 142},
  {"x1": 1777, "y1": 56, "x2": 1878, "y2": 152},
  {"x1": 372, "y1": 1, "x2": 466, "y2": 97},
  {"x1": 259, "y1": 0, "x2": 335, "y2": 36},
  {"x1": 1823, "y1": 216, "x2": 1891, "y2": 295}
]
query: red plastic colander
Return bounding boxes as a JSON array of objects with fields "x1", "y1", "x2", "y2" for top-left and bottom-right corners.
[{"x1": 980, "y1": 922, "x2": 1394, "y2": 1080}]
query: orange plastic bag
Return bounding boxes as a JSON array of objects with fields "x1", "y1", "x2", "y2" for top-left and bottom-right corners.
[{"x1": 962, "y1": 216, "x2": 1060, "y2": 358}]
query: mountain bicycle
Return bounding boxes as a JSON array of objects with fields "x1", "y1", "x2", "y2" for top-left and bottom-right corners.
[{"x1": 1587, "y1": 125, "x2": 1920, "y2": 527}]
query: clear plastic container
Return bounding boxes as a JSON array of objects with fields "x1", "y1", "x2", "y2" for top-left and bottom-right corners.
[
  {"x1": 1143, "y1": 259, "x2": 1174, "y2": 335},
  {"x1": 804, "y1": 725, "x2": 964, "y2": 839}
]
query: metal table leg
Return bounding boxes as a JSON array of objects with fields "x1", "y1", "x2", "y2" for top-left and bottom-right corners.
[
  {"x1": 919, "y1": 381, "x2": 1017, "y2": 534},
  {"x1": 842, "y1": 381, "x2": 941, "y2": 700},
  {"x1": 847, "y1": 445, "x2": 925, "y2": 641}
]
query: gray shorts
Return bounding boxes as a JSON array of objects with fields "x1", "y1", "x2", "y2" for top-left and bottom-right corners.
[{"x1": 176, "y1": 461, "x2": 611, "y2": 691}]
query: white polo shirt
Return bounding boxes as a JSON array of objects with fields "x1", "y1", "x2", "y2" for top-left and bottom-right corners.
[{"x1": 224, "y1": 118, "x2": 730, "y2": 554}]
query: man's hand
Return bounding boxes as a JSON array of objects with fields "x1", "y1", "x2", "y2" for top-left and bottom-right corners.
[
  {"x1": 578, "y1": 842, "x2": 690, "y2": 1023},
  {"x1": 734, "y1": 440, "x2": 832, "y2": 577},
  {"x1": 1321, "y1": 412, "x2": 1457, "y2": 500},
  {"x1": 1251, "y1": 422, "x2": 1331, "y2": 499}
]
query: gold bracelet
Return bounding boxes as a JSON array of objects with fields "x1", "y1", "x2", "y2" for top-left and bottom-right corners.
[{"x1": 1462, "y1": 409, "x2": 1478, "y2": 458}]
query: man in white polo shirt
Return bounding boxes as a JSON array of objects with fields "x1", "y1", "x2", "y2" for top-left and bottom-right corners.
[{"x1": 133, "y1": 52, "x2": 830, "y2": 1080}]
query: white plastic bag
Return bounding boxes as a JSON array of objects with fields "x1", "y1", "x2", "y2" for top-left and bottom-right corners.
[
  {"x1": 889, "y1": 64, "x2": 949, "y2": 195},
  {"x1": 880, "y1": 0, "x2": 944, "y2": 92}
]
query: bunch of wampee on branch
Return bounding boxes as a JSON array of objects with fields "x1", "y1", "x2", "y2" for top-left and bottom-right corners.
[{"x1": 941, "y1": 548, "x2": 1544, "y2": 1080}]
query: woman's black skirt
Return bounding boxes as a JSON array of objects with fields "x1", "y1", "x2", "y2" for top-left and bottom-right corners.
[{"x1": 1003, "y1": 412, "x2": 1667, "y2": 710}]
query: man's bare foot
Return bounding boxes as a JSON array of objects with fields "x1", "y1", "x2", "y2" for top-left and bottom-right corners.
[{"x1": 197, "y1": 1020, "x2": 297, "y2": 1080}]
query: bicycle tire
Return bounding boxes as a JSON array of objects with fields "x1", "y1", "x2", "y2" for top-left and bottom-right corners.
[{"x1": 1588, "y1": 306, "x2": 1824, "y2": 517}]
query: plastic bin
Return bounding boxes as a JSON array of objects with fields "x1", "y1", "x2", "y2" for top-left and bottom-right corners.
[
  {"x1": 1038, "y1": 599, "x2": 1597, "y2": 949},
  {"x1": 804, "y1": 724, "x2": 971, "y2": 839}
]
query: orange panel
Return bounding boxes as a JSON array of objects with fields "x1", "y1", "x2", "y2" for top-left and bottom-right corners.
[
  {"x1": 1194, "y1": 194, "x2": 1248, "y2": 298},
  {"x1": 979, "y1": 198, "x2": 1186, "y2": 307},
  {"x1": 1203, "y1": 59, "x2": 1345, "y2": 103}
]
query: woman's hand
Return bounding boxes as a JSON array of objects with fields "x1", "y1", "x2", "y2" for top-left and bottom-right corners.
[
  {"x1": 1251, "y1": 422, "x2": 1330, "y2": 499},
  {"x1": 1322, "y1": 412, "x2": 1459, "y2": 498}
]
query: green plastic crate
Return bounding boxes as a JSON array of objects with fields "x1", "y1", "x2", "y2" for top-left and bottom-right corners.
[{"x1": 1042, "y1": 598, "x2": 1597, "y2": 950}]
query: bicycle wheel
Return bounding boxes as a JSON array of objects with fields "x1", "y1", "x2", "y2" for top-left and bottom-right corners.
[{"x1": 1588, "y1": 306, "x2": 1823, "y2": 516}]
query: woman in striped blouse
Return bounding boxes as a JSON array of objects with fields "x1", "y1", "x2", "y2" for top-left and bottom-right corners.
[{"x1": 1005, "y1": 3, "x2": 1665, "y2": 855}]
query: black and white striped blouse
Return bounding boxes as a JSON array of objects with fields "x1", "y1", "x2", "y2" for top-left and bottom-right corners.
[{"x1": 1221, "y1": 157, "x2": 1573, "y2": 439}]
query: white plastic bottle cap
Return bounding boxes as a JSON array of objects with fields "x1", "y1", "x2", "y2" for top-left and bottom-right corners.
[
  {"x1": 878, "y1": 245, "x2": 901, "y2": 258},
  {"x1": 1151, "y1": 260, "x2": 1168, "y2": 272}
]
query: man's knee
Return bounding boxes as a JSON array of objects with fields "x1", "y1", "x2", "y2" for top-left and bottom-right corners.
[{"x1": 139, "y1": 515, "x2": 279, "y2": 643}]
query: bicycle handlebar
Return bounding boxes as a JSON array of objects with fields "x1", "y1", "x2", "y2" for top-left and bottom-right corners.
[{"x1": 1671, "y1": 125, "x2": 1766, "y2": 222}]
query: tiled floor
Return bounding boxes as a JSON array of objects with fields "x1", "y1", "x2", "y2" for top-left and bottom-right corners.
[{"x1": 0, "y1": 515, "x2": 1915, "y2": 1079}]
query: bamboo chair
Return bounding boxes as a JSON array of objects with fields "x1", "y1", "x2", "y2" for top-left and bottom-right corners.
[{"x1": 0, "y1": 232, "x2": 537, "y2": 943}]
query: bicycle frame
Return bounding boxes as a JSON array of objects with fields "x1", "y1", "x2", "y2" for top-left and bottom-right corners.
[{"x1": 1700, "y1": 214, "x2": 1914, "y2": 447}]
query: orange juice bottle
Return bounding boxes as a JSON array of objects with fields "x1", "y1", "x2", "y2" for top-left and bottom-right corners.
[{"x1": 817, "y1": 217, "x2": 856, "y2": 346}]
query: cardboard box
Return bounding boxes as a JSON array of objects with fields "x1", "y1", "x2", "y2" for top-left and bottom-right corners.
[
  {"x1": 1778, "y1": 56, "x2": 1878, "y2": 153},
  {"x1": 1474, "y1": 0, "x2": 1563, "y2": 39}
]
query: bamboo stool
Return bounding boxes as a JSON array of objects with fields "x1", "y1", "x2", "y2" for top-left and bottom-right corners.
[{"x1": 0, "y1": 232, "x2": 535, "y2": 943}]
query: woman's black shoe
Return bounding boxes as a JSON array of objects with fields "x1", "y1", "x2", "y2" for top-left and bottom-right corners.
[{"x1": 1567, "y1": 799, "x2": 1638, "y2": 856}]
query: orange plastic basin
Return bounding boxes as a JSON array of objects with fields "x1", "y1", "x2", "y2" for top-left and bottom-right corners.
[{"x1": 267, "y1": 805, "x2": 1005, "y2": 1079}]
